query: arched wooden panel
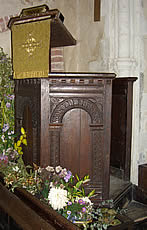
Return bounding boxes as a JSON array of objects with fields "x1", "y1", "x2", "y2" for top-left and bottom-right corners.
[{"x1": 60, "y1": 109, "x2": 91, "y2": 178}]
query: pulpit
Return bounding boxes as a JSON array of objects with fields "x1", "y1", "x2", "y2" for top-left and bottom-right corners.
[{"x1": 8, "y1": 5, "x2": 116, "y2": 203}]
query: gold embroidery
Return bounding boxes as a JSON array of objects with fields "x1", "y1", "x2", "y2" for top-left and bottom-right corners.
[
  {"x1": 22, "y1": 33, "x2": 41, "y2": 56},
  {"x1": 12, "y1": 19, "x2": 51, "y2": 79}
]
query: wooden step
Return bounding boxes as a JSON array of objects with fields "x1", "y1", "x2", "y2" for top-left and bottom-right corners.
[
  {"x1": 109, "y1": 176, "x2": 147, "y2": 228},
  {"x1": 125, "y1": 200, "x2": 147, "y2": 224},
  {"x1": 110, "y1": 175, "x2": 132, "y2": 208}
]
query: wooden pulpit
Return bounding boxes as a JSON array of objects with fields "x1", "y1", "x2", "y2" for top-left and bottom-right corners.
[{"x1": 8, "y1": 5, "x2": 116, "y2": 203}]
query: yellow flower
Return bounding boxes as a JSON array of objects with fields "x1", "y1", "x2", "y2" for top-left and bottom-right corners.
[
  {"x1": 20, "y1": 135, "x2": 24, "y2": 141},
  {"x1": 21, "y1": 127, "x2": 25, "y2": 135},
  {"x1": 18, "y1": 150, "x2": 23, "y2": 155},
  {"x1": 22, "y1": 139, "x2": 27, "y2": 146},
  {"x1": 17, "y1": 147, "x2": 22, "y2": 152},
  {"x1": 17, "y1": 140, "x2": 21, "y2": 147}
]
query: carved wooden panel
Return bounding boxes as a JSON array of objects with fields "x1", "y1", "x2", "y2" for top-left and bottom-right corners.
[
  {"x1": 60, "y1": 109, "x2": 91, "y2": 178},
  {"x1": 15, "y1": 73, "x2": 115, "y2": 203}
]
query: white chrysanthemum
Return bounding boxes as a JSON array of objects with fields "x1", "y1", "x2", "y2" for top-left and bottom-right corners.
[{"x1": 48, "y1": 187, "x2": 69, "y2": 210}]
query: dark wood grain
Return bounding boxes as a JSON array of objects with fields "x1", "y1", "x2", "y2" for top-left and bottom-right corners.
[
  {"x1": 60, "y1": 109, "x2": 91, "y2": 178},
  {"x1": 14, "y1": 73, "x2": 115, "y2": 204},
  {"x1": 94, "y1": 0, "x2": 101, "y2": 21},
  {"x1": 139, "y1": 164, "x2": 147, "y2": 193},
  {"x1": 110, "y1": 77, "x2": 137, "y2": 181}
]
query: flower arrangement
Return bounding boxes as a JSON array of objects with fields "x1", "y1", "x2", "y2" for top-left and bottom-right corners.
[
  {"x1": 0, "y1": 142, "x2": 121, "y2": 230},
  {"x1": 0, "y1": 141, "x2": 94, "y2": 224},
  {"x1": 0, "y1": 148, "x2": 122, "y2": 230},
  {"x1": 0, "y1": 47, "x2": 122, "y2": 230},
  {"x1": 38, "y1": 165, "x2": 94, "y2": 224}
]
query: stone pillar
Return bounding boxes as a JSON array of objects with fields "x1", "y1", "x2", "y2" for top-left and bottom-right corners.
[
  {"x1": 112, "y1": 0, "x2": 137, "y2": 76},
  {"x1": 107, "y1": 0, "x2": 143, "y2": 185}
]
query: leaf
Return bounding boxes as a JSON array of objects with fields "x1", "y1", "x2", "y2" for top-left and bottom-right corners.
[
  {"x1": 108, "y1": 209, "x2": 117, "y2": 215},
  {"x1": 88, "y1": 189, "x2": 95, "y2": 197},
  {"x1": 26, "y1": 165, "x2": 33, "y2": 169},
  {"x1": 82, "y1": 187, "x2": 85, "y2": 196},
  {"x1": 14, "y1": 143, "x2": 18, "y2": 150},
  {"x1": 33, "y1": 163, "x2": 39, "y2": 170},
  {"x1": 110, "y1": 219, "x2": 121, "y2": 226},
  {"x1": 84, "y1": 175, "x2": 89, "y2": 180},
  {"x1": 75, "y1": 181, "x2": 83, "y2": 189},
  {"x1": 75, "y1": 174, "x2": 80, "y2": 181},
  {"x1": 83, "y1": 179, "x2": 90, "y2": 184}
]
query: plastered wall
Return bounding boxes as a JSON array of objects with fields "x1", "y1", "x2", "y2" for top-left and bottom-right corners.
[
  {"x1": 137, "y1": 0, "x2": 147, "y2": 166},
  {"x1": 0, "y1": 0, "x2": 105, "y2": 72}
]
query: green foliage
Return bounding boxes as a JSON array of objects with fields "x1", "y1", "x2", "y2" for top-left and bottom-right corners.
[
  {"x1": 0, "y1": 47, "x2": 15, "y2": 155},
  {"x1": 0, "y1": 47, "x2": 13, "y2": 127},
  {"x1": 0, "y1": 128, "x2": 39, "y2": 195},
  {"x1": 3, "y1": 155, "x2": 41, "y2": 195},
  {"x1": 85, "y1": 205, "x2": 121, "y2": 230}
]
